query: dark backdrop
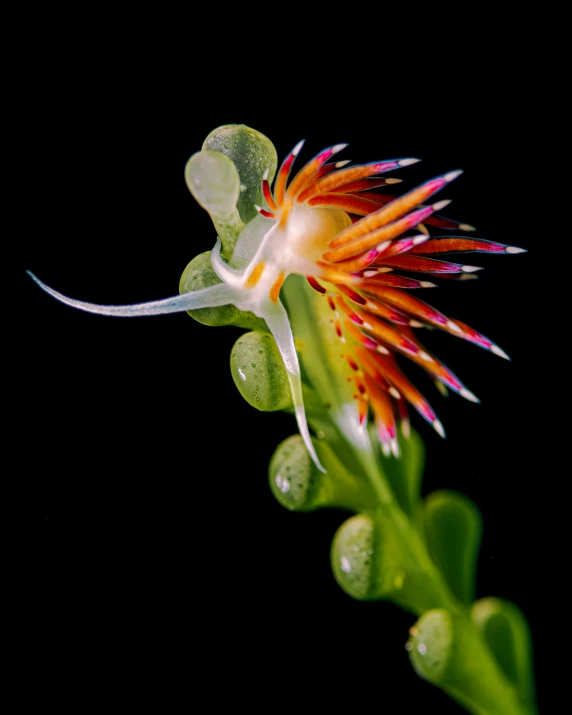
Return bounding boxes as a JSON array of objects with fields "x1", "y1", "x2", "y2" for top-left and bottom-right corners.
[{"x1": 20, "y1": 9, "x2": 556, "y2": 712}]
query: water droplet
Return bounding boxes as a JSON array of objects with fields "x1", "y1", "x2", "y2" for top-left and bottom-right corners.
[{"x1": 251, "y1": 363, "x2": 256, "y2": 368}]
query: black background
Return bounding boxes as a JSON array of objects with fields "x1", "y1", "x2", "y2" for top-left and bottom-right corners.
[{"x1": 19, "y1": 8, "x2": 558, "y2": 712}]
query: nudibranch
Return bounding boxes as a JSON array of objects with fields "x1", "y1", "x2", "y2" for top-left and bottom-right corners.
[{"x1": 28, "y1": 140, "x2": 525, "y2": 472}]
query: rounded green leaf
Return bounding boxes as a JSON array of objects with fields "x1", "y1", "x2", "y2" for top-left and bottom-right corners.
[
  {"x1": 331, "y1": 513, "x2": 403, "y2": 600},
  {"x1": 230, "y1": 331, "x2": 292, "y2": 411},
  {"x1": 408, "y1": 609, "x2": 529, "y2": 715},
  {"x1": 472, "y1": 598, "x2": 536, "y2": 709},
  {"x1": 179, "y1": 252, "x2": 264, "y2": 329},
  {"x1": 269, "y1": 435, "x2": 376, "y2": 513},
  {"x1": 202, "y1": 124, "x2": 278, "y2": 224},
  {"x1": 424, "y1": 490, "x2": 482, "y2": 604}
]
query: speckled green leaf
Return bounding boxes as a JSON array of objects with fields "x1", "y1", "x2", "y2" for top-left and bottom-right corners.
[
  {"x1": 230, "y1": 331, "x2": 292, "y2": 411},
  {"x1": 269, "y1": 435, "x2": 376, "y2": 513},
  {"x1": 408, "y1": 609, "x2": 530, "y2": 715},
  {"x1": 331, "y1": 513, "x2": 403, "y2": 600},
  {"x1": 202, "y1": 124, "x2": 278, "y2": 225},
  {"x1": 179, "y1": 251, "x2": 265, "y2": 329}
]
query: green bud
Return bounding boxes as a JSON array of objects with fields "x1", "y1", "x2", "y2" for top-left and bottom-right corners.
[
  {"x1": 230, "y1": 331, "x2": 292, "y2": 411},
  {"x1": 269, "y1": 435, "x2": 376, "y2": 513},
  {"x1": 424, "y1": 490, "x2": 482, "y2": 605},
  {"x1": 408, "y1": 610, "x2": 529, "y2": 715},
  {"x1": 472, "y1": 598, "x2": 536, "y2": 709},
  {"x1": 331, "y1": 513, "x2": 403, "y2": 600},
  {"x1": 179, "y1": 252, "x2": 264, "y2": 329},
  {"x1": 202, "y1": 124, "x2": 278, "y2": 225}
]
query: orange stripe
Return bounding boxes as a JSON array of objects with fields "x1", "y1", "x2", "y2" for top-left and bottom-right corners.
[
  {"x1": 308, "y1": 193, "x2": 383, "y2": 215},
  {"x1": 269, "y1": 271, "x2": 285, "y2": 302},
  {"x1": 299, "y1": 164, "x2": 392, "y2": 202},
  {"x1": 329, "y1": 180, "x2": 444, "y2": 248},
  {"x1": 245, "y1": 262, "x2": 265, "y2": 288}
]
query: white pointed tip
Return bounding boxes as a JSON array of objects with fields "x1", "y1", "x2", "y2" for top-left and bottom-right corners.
[
  {"x1": 381, "y1": 441, "x2": 391, "y2": 457},
  {"x1": 444, "y1": 169, "x2": 463, "y2": 182},
  {"x1": 377, "y1": 345, "x2": 390, "y2": 355},
  {"x1": 390, "y1": 438, "x2": 400, "y2": 458},
  {"x1": 462, "y1": 265, "x2": 482, "y2": 273},
  {"x1": 254, "y1": 204, "x2": 263, "y2": 213},
  {"x1": 419, "y1": 351, "x2": 434, "y2": 363},
  {"x1": 292, "y1": 139, "x2": 305, "y2": 156},
  {"x1": 412, "y1": 234, "x2": 429, "y2": 245},
  {"x1": 376, "y1": 241, "x2": 391, "y2": 253},
  {"x1": 433, "y1": 419, "x2": 446, "y2": 438},
  {"x1": 432, "y1": 199, "x2": 451, "y2": 212},
  {"x1": 363, "y1": 270, "x2": 377, "y2": 278},
  {"x1": 262, "y1": 168, "x2": 269, "y2": 181},
  {"x1": 389, "y1": 387, "x2": 401, "y2": 400},
  {"x1": 459, "y1": 223, "x2": 476, "y2": 232},
  {"x1": 335, "y1": 159, "x2": 351, "y2": 168},
  {"x1": 420, "y1": 281, "x2": 436, "y2": 288},
  {"x1": 460, "y1": 387, "x2": 480, "y2": 403},
  {"x1": 401, "y1": 419, "x2": 411, "y2": 439},
  {"x1": 491, "y1": 344, "x2": 511, "y2": 360},
  {"x1": 506, "y1": 245, "x2": 527, "y2": 254},
  {"x1": 385, "y1": 178, "x2": 403, "y2": 184},
  {"x1": 409, "y1": 320, "x2": 424, "y2": 328},
  {"x1": 332, "y1": 143, "x2": 348, "y2": 154},
  {"x1": 399, "y1": 158, "x2": 420, "y2": 167},
  {"x1": 446, "y1": 320, "x2": 463, "y2": 334}
]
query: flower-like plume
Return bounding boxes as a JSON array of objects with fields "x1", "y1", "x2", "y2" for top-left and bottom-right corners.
[{"x1": 27, "y1": 138, "x2": 525, "y2": 471}]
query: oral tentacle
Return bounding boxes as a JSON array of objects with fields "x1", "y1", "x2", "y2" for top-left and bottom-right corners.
[
  {"x1": 262, "y1": 299, "x2": 325, "y2": 473},
  {"x1": 27, "y1": 271, "x2": 239, "y2": 317},
  {"x1": 211, "y1": 237, "x2": 249, "y2": 286}
]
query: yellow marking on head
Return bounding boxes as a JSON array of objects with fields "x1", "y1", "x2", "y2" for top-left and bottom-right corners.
[
  {"x1": 245, "y1": 262, "x2": 266, "y2": 288},
  {"x1": 269, "y1": 271, "x2": 285, "y2": 302},
  {"x1": 278, "y1": 200, "x2": 292, "y2": 228}
]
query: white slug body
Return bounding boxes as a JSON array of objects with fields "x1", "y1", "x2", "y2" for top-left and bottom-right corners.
[
  {"x1": 29, "y1": 138, "x2": 514, "y2": 473},
  {"x1": 27, "y1": 202, "x2": 350, "y2": 473}
]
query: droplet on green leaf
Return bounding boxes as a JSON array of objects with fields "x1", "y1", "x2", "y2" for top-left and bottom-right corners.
[
  {"x1": 408, "y1": 609, "x2": 527, "y2": 715},
  {"x1": 331, "y1": 513, "x2": 402, "y2": 600},
  {"x1": 202, "y1": 124, "x2": 278, "y2": 224},
  {"x1": 230, "y1": 331, "x2": 292, "y2": 411},
  {"x1": 269, "y1": 435, "x2": 376, "y2": 513},
  {"x1": 179, "y1": 252, "x2": 264, "y2": 329}
]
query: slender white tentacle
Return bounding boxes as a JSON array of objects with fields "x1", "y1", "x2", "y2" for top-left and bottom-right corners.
[
  {"x1": 263, "y1": 299, "x2": 325, "y2": 473},
  {"x1": 210, "y1": 238, "x2": 246, "y2": 287},
  {"x1": 27, "y1": 271, "x2": 237, "y2": 317}
]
